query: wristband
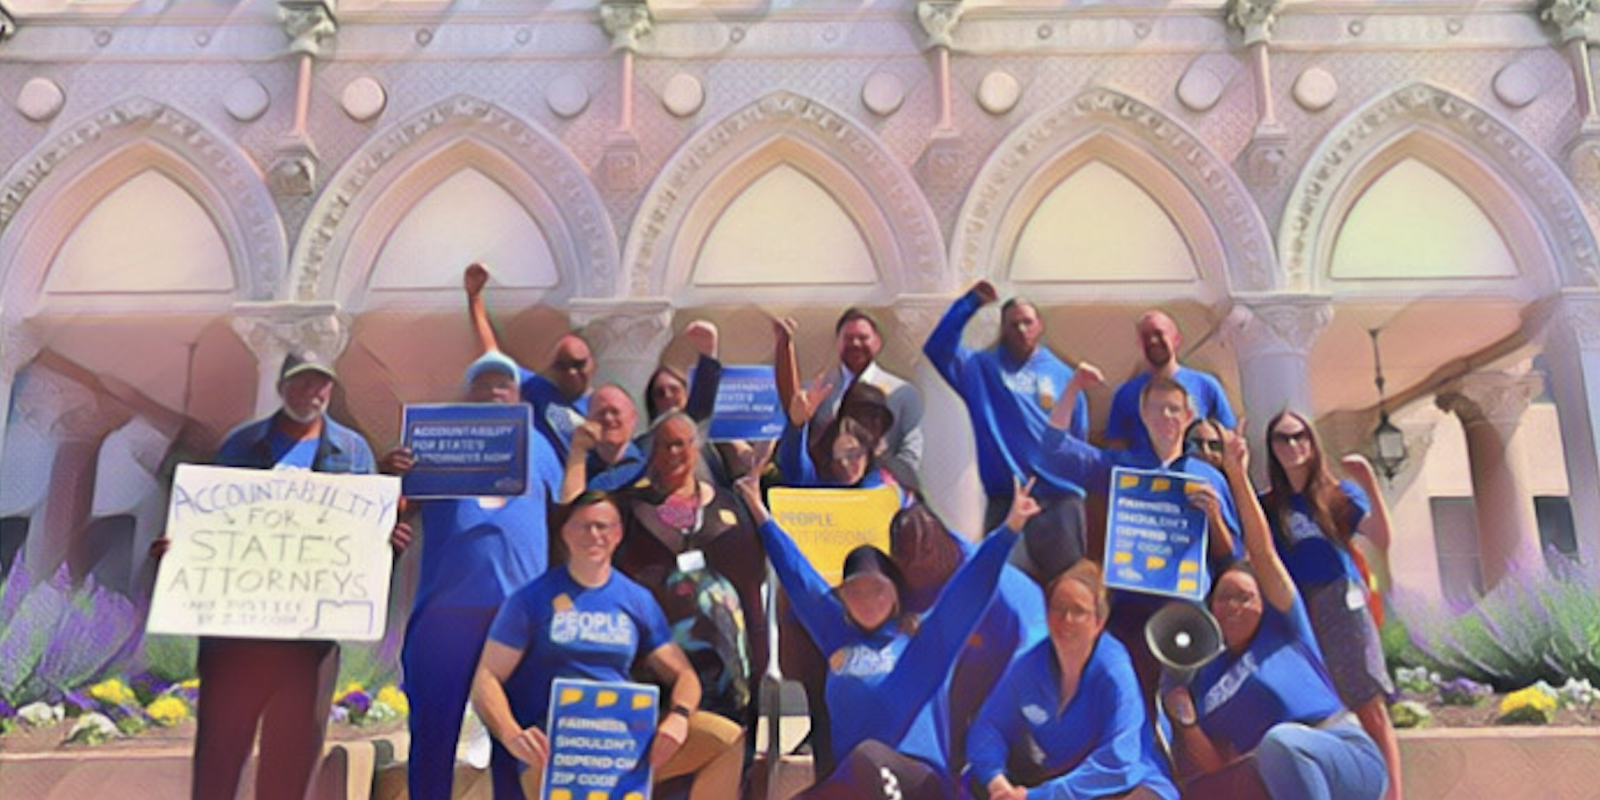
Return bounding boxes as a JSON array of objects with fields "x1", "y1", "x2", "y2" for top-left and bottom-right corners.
[{"x1": 669, "y1": 703, "x2": 693, "y2": 719}]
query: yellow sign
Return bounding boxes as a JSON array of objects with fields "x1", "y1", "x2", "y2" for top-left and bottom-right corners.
[{"x1": 767, "y1": 486, "x2": 902, "y2": 585}]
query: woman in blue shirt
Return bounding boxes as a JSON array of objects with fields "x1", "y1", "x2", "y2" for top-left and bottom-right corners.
[
  {"x1": 471, "y1": 492, "x2": 744, "y2": 800},
  {"x1": 1163, "y1": 425, "x2": 1386, "y2": 800},
  {"x1": 737, "y1": 474, "x2": 1040, "y2": 800},
  {"x1": 967, "y1": 560, "x2": 1178, "y2": 800}
]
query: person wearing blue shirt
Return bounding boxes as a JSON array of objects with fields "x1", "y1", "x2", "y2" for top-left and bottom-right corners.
[
  {"x1": 1104, "y1": 311, "x2": 1237, "y2": 457},
  {"x1": 465, "y1": 262, "x2": 593, "y2": 460},
  {"x1": 923, "y1": 280, "x2": 1091, "y2": 581},
  {"x1": 736, "y1": 474, "x2": 1041, "y2": 800},
  {"x1": 1036, "y1": 368, "x2": 1243, "y2": 718},
  {"x1": 171, "y1": 349, "x2": 406, "y2": 800},
  {"x1": 379, "y1": 351, "x2": 564, "y2": 800},
  {"x1": 1260, "y1": 410, "x2": 1402, "y2": 800},
  {"x1": 558, "y1": 383, "x2": 648, "y2": 502},
  {"x1": 472, "y1": 492, "x2": 744, "y2": 800},
  {"x1": 967, "y1": 561, "x2": 1178, "y2": 800},
  {"x1": 1163, "y1": 426, "x2": 1386, "y2": 800},
  {"x1": 888, "y1": 502, "x2": 1048, "y2": 784}
]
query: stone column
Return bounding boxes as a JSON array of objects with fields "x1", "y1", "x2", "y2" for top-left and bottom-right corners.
[
  {"x1": 1536, "y1": 291, "x2": 1600, "y2": 563},
  {"x1": 892, "y1": 294, "x2": 984, "y2": 539},
  {"x1": 231, "y1": 301, "x2": 350, "y2": 416},
  {"x1": 1220, "y1": 295, "x2": 1332, "y2": 472},
  {"x1": 1436, "y1": 367, "x2": 1545, "y2": 590},
  {"x1": 569, "y1": 299, "x2": 675, "y2": 412},
  {"x1": 0, "y1": 319, "x2": 43, "y2": 471}
]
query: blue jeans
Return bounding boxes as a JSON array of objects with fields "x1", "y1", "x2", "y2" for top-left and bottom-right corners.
[{"x1": 1254, "y1": 719, "x2": 1387, "y2": 800}]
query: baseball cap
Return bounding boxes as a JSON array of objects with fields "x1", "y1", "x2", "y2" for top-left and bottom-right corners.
[
  {"x1": 465, "y1": 350, "x2": 520, "y2": 385},
  {"x1": 279, "y1": 349, "x2": 337, "y2": 383}
]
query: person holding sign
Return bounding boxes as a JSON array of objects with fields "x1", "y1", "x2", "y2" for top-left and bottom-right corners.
[
  {"x1": 1035, "y1": 370, "x2": 1242, "y2": 718},
  {"x1": 1162, "y1": 424, "x2": 1387, "y2": 800},
  {"x1": 737, "y1": 474, "x2": 1039, "y2": 800},
  {"x1": 1259, "y1": 411, "x2": 1401, "y2": 800},
  {"x1": 966, "y1": 561, "x2": 1178, "y2": 800},
  {"x1": 380, "y1": 351, "x2": 564, "y2": 800},
  {"x1": 472, "y1": 491, "x2": 745, "y2": 800},
  {"x1": 157, "y1": 349, "x2": 405, "y2": 800},
  {"x1": 465, "y1": 262, "x2": 594, "y2": 461}
]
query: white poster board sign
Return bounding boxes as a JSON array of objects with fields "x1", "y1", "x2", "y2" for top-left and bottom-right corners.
[{"x1": 147, "y1": 463, "x2": 401, "y2": 641}]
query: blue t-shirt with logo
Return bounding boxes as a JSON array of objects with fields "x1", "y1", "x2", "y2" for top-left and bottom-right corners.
[
  {"x1": 1105, "y1": 367, "x2": 1236, "y2": 458},
  {"x1": 1272, "y1": 479, "x2": 1371, "y2": 589},
  {"x1": 1189, "y1": 596, "x2": 1343, "y2": 754},
  {"x1": 515, "y1": 365, "x2": 590, "y2": 462},
  {"x1": 488, "y1": 565, "x2": 672, "y2": 728}
]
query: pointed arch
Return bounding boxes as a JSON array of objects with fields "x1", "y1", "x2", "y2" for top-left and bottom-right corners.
[
  {"x1": 623, "y1": 91, "x2": 947, "y2": 303},
  {"x1": 1280, "y1": 83, "x2": 1598, "y2": 294},
  {"x1": 288, "y1": 95, "x2": 618, "y2": 304},
  {"x1": 952, "y1": 88, "x2": 1274, "y2": 300},
  {"x1": 0, "y1": 97, "x2": 286, "y2": 313}
]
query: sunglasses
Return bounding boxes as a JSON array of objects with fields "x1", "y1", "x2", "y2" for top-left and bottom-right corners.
[
  {"x1": 1186, "y1": 437, "x2": 1224, "y2": 454},
  {"x1": 1270, "y1": 430, "x2": 1312, "y2": 447},
  {"x1": 553, "y1": 357, "x2": 590, "y2": 371}
]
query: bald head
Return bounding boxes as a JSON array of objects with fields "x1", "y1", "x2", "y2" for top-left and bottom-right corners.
[
  {"x1": 1135, "y1": 310, "x2": 1180, "y2": 371},
  {"x1": 547, "y1": 333, "x2": 595, "y2": 400}
]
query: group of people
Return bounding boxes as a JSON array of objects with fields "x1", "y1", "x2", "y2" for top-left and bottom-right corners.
[{"x1": 165, "y1": 264, "x2": 1402, "y2": 800}]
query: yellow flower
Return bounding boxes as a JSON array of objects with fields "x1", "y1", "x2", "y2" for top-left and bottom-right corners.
[
  {"x1": 89, "y1": 678, "x2": 136, "y2": 707},
  {"x1": 1499, "y1": 686, "x2": 1558, "y2": 715},
  {"x1": 179, "y1": 679, "x2": 200, "y2": 691},
  {"x1": 146, "y1": 695, "x2": 190, "y2": 727},
  {"x1": 376, "y1": 685, "x2": 409, "y2": 716}
]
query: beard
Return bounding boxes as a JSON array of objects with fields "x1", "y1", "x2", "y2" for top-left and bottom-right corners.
[{"x1": 281, "y1": 402, "x2": 324, "y2": 424}]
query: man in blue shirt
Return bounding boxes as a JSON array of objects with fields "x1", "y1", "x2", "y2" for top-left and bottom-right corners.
[
  {"x1": 1105, "y1": 310, "x2": 1237, "y2": 457},
  {"x1": 923, "y1": 280, "x2": 1091, "y2": 583},
  {"x1": 465, "y1": 262, "x2": 594, "y2": 459},
  {"x1": 180, "y1": 349, "x2": 407, "y2": 800},
  {"x1": 558, "y1": 383, "x2": 648, "y2": 502}
]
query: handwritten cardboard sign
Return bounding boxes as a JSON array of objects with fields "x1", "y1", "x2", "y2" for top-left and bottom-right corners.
[
  {"x1": 1105, "y1": 466, "x2": 1211, "y2": 601},
  {"x1": 402, "y1": 403, "x2": 532, "y2": 498},
  {"x1": 147, "y1": 464, "x2": 400, "y2": 641},
  {"x1": 543, "y1": 678, "x2": 658, "y2": 800},
  {"x1": 767, "y1": 486, "x2": 902, "y2": 585}
]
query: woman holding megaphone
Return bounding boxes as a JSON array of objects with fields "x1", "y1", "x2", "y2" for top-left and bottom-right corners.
[{"x1": 1162, "y1": 423, "x2": 1387, "y2": 800}]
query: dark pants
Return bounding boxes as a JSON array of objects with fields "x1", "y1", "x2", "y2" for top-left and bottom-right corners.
[
  {"x1": 798, "y1": 740, "x2": 949, "y2": 800},
  {"x1": 402, "y1": 606, "x2": 499, "y2": 800},
  {"x1": 984, "y1": 493, "x2": 1088, "y2": 586},
  {"x1": 192, "y1": 637, "x2": 339, "y2": 800}
]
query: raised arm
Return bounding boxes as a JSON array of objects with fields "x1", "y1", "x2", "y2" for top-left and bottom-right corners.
[
  {"x1": 558, "y1": 421, "x2": 600, "y2": 504},
  {"x1": 1051, "y1": 361, "x2": 1103, "y2": 433},
  {"x1": 1219, "y1": 423, "x2": 1296, "y2": 613},
  {"x1": 734, "y1": 476, "x2": 851, "y2": 653},
  {"x1": 774, "y1": 317, "x2": 802, "y2": 424},
  {"x1": 923, "y1": 280, "x2": 996, "y2": 388},
  {"x1": 1342, "y1": 453, "x2": 1392, "y2": 553},
  {"x1": 464, "y1": 263, "x2": 501, "y2": 354}
]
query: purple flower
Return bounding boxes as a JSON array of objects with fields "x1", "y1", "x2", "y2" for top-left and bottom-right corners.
[
  {"x1": 338, "y1": 690, "x2": 372, "y2": 716},
  {"x1": 0, "y1": 698, "x2": 15, "y2": 719},
  {"x1": 62, "y1": 689, "x2": 95, "y2": 717}
]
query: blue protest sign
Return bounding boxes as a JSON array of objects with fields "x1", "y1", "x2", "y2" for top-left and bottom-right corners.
[
  {"x1": 543, "y1": 678, "x2": 658, "y2": 800},
  {"x1": 1104, "y1": 466, "x2": 1211, "y2": 601},
  {"x1": 703, "y1": 365, "x2": 785, "y2": 442},
  {"x1": 401, "y1": 403, "x2": 531, "y2": 498}
]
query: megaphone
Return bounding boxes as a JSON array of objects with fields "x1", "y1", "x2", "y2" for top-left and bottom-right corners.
[{"x1": 1145, "y1": 600, "x2": 1224, "y2": 675}]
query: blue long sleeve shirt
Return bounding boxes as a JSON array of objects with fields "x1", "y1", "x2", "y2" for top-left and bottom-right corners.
[
  {"x1": 967, "y1": 636, "x2": 1179, "y2": 800},
  {"x1": 515, "y1": 365, "x2": 589, "y2": 462},
  {"x1": 757, "y1": 517, "x2": 1020, "y2": 784},
  {"x1": 923, "y1": 290, "x2": 1087, "y2": 499}
]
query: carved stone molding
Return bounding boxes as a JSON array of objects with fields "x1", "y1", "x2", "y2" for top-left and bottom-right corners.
[
  {"x1": 917, "y1": 1, "x2": 965, "y2": 50},
  {"x1": 1280, "y1": 83, "x2": 1600, "y2": 290},
  {"x1": 1225, "y1": 0, "x2": 1282, "y2": 45},
  {"x1": 951, "y1": 88, "x2": 1276, "y2": 291},
  {"x1": 600, "y1": 131, "x2": 644, "y2": 194},
  {"x1": 1, "y1": 320, "x2": 42, "y2": 377},
  {"x1": 1437, "y1": 369, "x2": 1544, "y2": 428},
  {"x1": 569, "y1": 299, "x2": 675, "y2": 365},
  {"x1": 0, "y1": 97, "x2": 285, "y2": 301},
  {"x1": 1222, "y1": 295, "x2": 1333, "y2": 358},
  {"x1": 0, "y1": 4, "x2": 16, "y2": 43},
  {"x1": 600, "y1": 1, "x2": 651, "y2": 52},
  {"x1": 230, "y1": 301, "x2": 350, "y2": 374},
  {"x1": 1569, "y1": 132, "x2": 1600, "y2": 190},
  {"x1": 279, "y1": 0, "x2": 337, "y2": 57},
  {"x1": 12, "y1": 365, "x2": 122, "y2": 441},
  {"x1": 1539, "y1": 0, "x2": 1594, "y2": 42},
  {"x1": 288, "y1": 94, "x2": 618, "y2": 302},
  {"x1": 888, "y1": 294, "x2": 956, "y2": 355},
  {"x1": 623, "y1": 91, "x2": 946, "y2": 297},
  {"x1": 270, "y1": 137, "x2": 319, "y2": 198},
  {"x1": 1239, "y1": 124, "x2": 1290, "y2": 188},
  {"x1": 919, "y1": 130, "x2": 966, "y2": 191}
]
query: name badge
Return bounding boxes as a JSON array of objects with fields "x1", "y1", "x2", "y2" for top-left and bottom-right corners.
[
  {"x1": 1038, "y1": 376, "x2": 1056, "y2": 410},
  {"x1": 677, "y1": 549, "x2": 707, "y2": 574},
  {"x1": 1345, "y1": 579, "x2": 1367, "y2": 611}
]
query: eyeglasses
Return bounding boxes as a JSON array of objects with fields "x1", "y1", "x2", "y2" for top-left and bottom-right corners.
[
  {"x1": 1186, "y1": 437, "x2": 1224, "y2": 455},
  {"x1": 1270, "y1": 430, "x2": 1311, "y2": 447},
  {"x1": 554, "y1": 357, "x2": 590, "y2": 372},
  {"x1": 1048, "y1": 604, "x2": 1094, "y2": 622}
]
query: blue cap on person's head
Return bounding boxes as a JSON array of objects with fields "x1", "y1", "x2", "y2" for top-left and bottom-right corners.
[{"x1": 465, "y1": 351, "x2": 519, "y2": 385}]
